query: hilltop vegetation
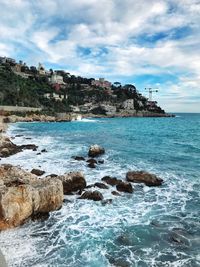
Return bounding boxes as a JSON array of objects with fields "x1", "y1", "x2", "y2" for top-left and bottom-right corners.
[{"x1": 0, "y1": 58, "x2": 165, "y2": 115}]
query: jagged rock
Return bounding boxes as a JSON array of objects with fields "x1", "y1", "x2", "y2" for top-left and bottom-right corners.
[
  {"x1": 0, "y1": 136, "x2": 22, "y2": 157},
  {"x1": 94, "y1": 182, "x2": 109, "y2": 189},
  {"x1": 72, "y1": 156, "x2": 85, "y2": 161},
  {"x1": 31, "y1": 169, "x2": 45, "y2": 176},
  {"x1": 87, "y1": 158, "x2": 97, "y2": 164},
  {"x1": 79, "y1": 190, "x2": 103, "y2": 201},
  {"x1": 111, "y1": 191, "x2": 121, "y2": 196},
  {"x1": 126, "y1": 171, "x2": 163, "y2": 186},
  {"x1": 101, "y1": 176, "x2": 122, "y2": 186},
  {"x1": 57, "y1": 172, "x2": 86, "y2": 194},
  {"x1": 0, "y1": 165, "x2": 63, "y2": 230},
  {"x1": 88, "y1": 144, "x2": 105, "y2": 157},
  {"x1": 116, "y1": 181, "x2": 133, "y2": 193}
]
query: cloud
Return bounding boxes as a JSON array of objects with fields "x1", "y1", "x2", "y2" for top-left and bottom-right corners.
[{"x1": 0, "y1": 0, "x2": 200, "y2": 111}]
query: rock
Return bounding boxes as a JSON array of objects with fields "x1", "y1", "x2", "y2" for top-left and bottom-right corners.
[
  {"x1": 86, "y1": 158, "x2": 97, "y2": 164},
  {"x1": 111, "y1": 191, "x2": 121, "y2": 196},
  {"x1": 101, "y1": 199, "x2": 112, "y2": 205},
  {"x1": 116, "y1": 181, "x2": 133, "y2": 193},
  {"x1": 126, "y1": 171, "x2": 163, "y2": 186},
  {"x1": 101, "y1": 176, "x2": 122, "y2": 186},
  {"x1": 41, "y1": 149, "x2": 47, "y2": 153},
  {"x1": 79, "y1": 190, "x2": 103, "y2": 201},
  {"x1": 36, "y1": 152, "x2": 41, "y2": 155},
  {"x1": 98, "y1": 160, "x2": 104, "y2": 164},
  {"x1": 15, "y1": 134, "x2": 23, "y2": 137},
  {"x1": 48, "y1": 174, "x2": 58, "y2": 178},
  {"x1": 72, "y1": 156, "x2": 85, "y2": 161},
  {"x1": 57, "y1": 172, "x2": 86, "y2": 194},
  {"x1": 0, "y1": 165, "x2": 63, "y2": 230},
  {"x1": 0, "y1": 136, "x2": 22, "y2": 157},
  {"x1": 94, "y1": 182, "x2": 109, "y2": 189},
  {"x1": 20, "y1": 144, "x2": 38, "y2": 151},
  {"x1": 87, "y1": 162, "x2": 96, "y2": 168},
  {"x1": 88, "y1": 144, "x2": 105, "y2": 157},
  {"x1": 31, "y1": 212, "x2": 50, "y2": 222},
  {"x1": 31, "y1": 169, "x2": 45, "y2": 176}
]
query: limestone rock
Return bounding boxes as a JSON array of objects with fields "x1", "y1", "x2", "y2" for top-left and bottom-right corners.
[
  {"x1": 0, "y1": 165, "x2": 63, "y2": 230},
  {"x1": 57, "y1": 172, "x2": 86, "y2": 194},
  {"x1": 88, "y1": 145, "x2": 105, "y2": 157},
  {"x1": 126, "y1": 171, "x2": 163, "y2": 186}
]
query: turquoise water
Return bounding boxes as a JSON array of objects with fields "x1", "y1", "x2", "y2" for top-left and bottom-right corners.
[{"x1": 0, "y1": 114, "x2": 200, "y2": 267}]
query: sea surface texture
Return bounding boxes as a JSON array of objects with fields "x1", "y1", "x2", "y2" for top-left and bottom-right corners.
[{"x1": 0, "y1": 114, "x2": 200, "y2": 267}]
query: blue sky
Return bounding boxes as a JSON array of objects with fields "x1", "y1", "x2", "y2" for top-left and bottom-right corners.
[{"x1": 1, "y1": 0, "x2": 200, "y2": 112}]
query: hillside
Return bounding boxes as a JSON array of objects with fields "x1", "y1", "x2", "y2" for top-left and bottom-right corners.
[{"x1": 0, "y1": 57, "x2": 165, "y2": 116}]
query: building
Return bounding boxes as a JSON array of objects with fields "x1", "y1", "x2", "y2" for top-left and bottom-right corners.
[
  {"x1": 91, "y1": 78, "x2": 112, "y2": 89},
  {"x1": 122, "y1": 99, "x2": 135, "y2": 110},
  {"x1": 50, "y1": 73, "x2": 65, "y2": 85},
  {"x1": 38, "y1": 63, "x2": 46, "y2": 75},
  {"x1": 44, "y1": 93, "x2": 65, "y2": 101}
]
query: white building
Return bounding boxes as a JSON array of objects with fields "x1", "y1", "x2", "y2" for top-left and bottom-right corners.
[
  {"x1": 122, "y1": 99, "x2": 135, "y2": 110},
  {"x1": 49, "y1": 73, "x2": 65, "y2": 85}
]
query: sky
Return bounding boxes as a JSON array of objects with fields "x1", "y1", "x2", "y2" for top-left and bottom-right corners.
[{"x1": 0, "y1": 0, "x2": 200, "y2": 112}]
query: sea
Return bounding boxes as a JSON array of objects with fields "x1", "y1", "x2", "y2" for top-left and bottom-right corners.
[{"x1": 0, "y1": 113, "x2": 200, "y2": 267}]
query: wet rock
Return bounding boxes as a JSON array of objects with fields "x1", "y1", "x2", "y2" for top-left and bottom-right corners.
[
  {"x1": 94, "y1": 182, "x2": 109, "y2": 189},
  {"x1": 0, "y1": 165, "x2": 63, "y2": 230},
  {"x1": 126, "y1": 171, "x2": 163, "y2": 186},
  {"x1": 31, "y1": 212, "x2": 50, "y2": 222},
  {"x1": 101, "y1": 199, "x2": 112, "y2": 205},
  {"x1": 98, "y1": 160, "x2": 104, "y2": 164},
  {"x1": 86, "y1": 158, "x2": 97, "y2": 164},
  {"x1": 88, "y1": 144, "x2": 105, "y2": 157},
  {"x1": 36, "y1": 152, "x2": 41, "y2": 155},
  {"x1": 79, "y1": 190, "x2": 103, "y2": 201},
  {"x1": 101, "y1": 176, "x2": 122, "y2": 186},
  {"x1": 48, "y1": 174, "x2": 58, "y2": 178},
  {"x1": 57, "y1": 172, "x2": 86, "y2": 194},
  {"x1": 116, "y1": 181, "x2": 133, "y2": 193},
  {"x1": 87, "y1": 162, "x2": 96, "y2": 168},
  {"x1": 15, "y1": 134, "x2": 23, "y2": 137},
  {"x1": 20, "y1": 144, "x2": 38, "y2": 151},
  {"x1": 111, "y1": 191, "x2": 121, "y2": 196},
  {"x1": 41, "y1": 149, "x2": 47, "y2": 153},
  {"x1": 31, "y1": 169, "x2": 45, "y2": 176},
  {"x1": 0, "y1": 136, "x2": 22, "y2": 157},
  {"x1": 170, "y1": 229, "x2": 190, "y2": 246},
  {"x1": 72, "y1": 156, "x2": 85, "y2": 161}
]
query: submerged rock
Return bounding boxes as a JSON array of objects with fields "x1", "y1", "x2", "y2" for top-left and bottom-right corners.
[
  {"x1": 79, "y1": 190, "x2": 103, "y2": 201},
  {"x1": 88, "y1": 144, "x2": 105, "y2": 157},
  {"x1": 0, "y1": 165, "x2": 63, "y2": 230},
  {"x1": 72, "y1": 156, "x2": 85, "y2": 161},
  {"x1": 116, "y1": 181, "x2": 133, "y2": 193},
  {"x1": 31, "y1": 169, "x2": 45, "y2": 176},
  {"x1": 101, "y1": 176, "x2": 122, "y2": 186},
  {"x1": 87, "y1": 162, "x2": 96, "y2": 168},
  {"x1": 41, "y1": 149, "x2": 47, "y2": 153},
  {"x1": 87, "y1": 158, "x2": 98, "y2": 164},
  {"x1": 126, "y1": 171, "x2": 163, "y2": 186},
  {"x1": 57, "y1": 172, "x2": 86, "y2": 194},
  {"x1": 94, "y1": 182, "x2": 109, "y2": 189},
  {"x1": 19, "y1": 144, "x2": 38, "y2": 151},
  {"x1": 111, "y1": 191, "x2": 121, "y2": 196}
]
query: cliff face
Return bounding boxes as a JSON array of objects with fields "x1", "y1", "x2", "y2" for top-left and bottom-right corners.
[{"x1": 0, "y1": 165, "x2": 63, "y2": 230}]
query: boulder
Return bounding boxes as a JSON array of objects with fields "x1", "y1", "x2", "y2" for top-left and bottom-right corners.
[
  {"x1": 111, "y1": 191, "x2": 121, "y2": 196},
  {"x1": 126, "y1": 171, "x2": 163, "y2": 186},
  {"x1": 20, "y1": 144, "x2": 38, "y2": 151},
  {"x1": 57, "y1": 172, "x2": 86, "y2": 194},
  {"x1": 94, "y1": 182, "x2": 109, "y2": 189},
  {"x1": 0, "y1": 136, "x2": 22, "y2": 157},
  {"x1": 79, "y1": 190, "x2": 103, "y2": 201},
  {"x1": 101, "y1": 176, "x2": 122, "y2": 186},
  {"x1": 116, "y1": 181, "x2": 133, "y2": 193},
  {"x1": 88, "y1": 145, "x2": 105, "y2": 157},
  {"x1": 31, "y1": 169, "x2": 45, "y2": 176},
  {"x1": 0, "y1": 165, "x2": 63, "y2": 230},
  {"x1": 86, "y1": 158, "x2": 97, "y2": 164}
]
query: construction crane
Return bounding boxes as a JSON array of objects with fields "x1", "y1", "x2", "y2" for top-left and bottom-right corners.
[{"x1": 145, "y1": 88, "x2": 158, "y2": 101}]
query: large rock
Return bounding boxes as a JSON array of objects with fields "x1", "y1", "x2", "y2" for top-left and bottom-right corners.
[
  {"x1": 101, "y1": 176, "x2": 122, "y2": 186},
  {"x1": 0, "y1": 136, "x2": 22, "y2": 157},
  {"x1": 88, "y1": 145, "x2": 105, "y2": 157},
  {"x1": 116, "y1": 181, "x2": 133, "y2": 193},
  {"x1": 57, "y1": 172, "x2": 86, "y2": 194},
  {"x1": 31, "y1": 169, "x2": 45, "y2": 176},
  {"x1": 126, "y1": 171, "x2": 163, "y2": 186},
  {"x1": 0, "y1": 165, "x2": 63, "y2": 230},
  {"x1": 79, "y1": 190, "x2": 103, "y2": 201}
]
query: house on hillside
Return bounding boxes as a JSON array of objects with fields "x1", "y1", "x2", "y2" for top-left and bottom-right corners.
[{"x1": 91, "y1": 78, "x2": 112, "y2": 89}]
